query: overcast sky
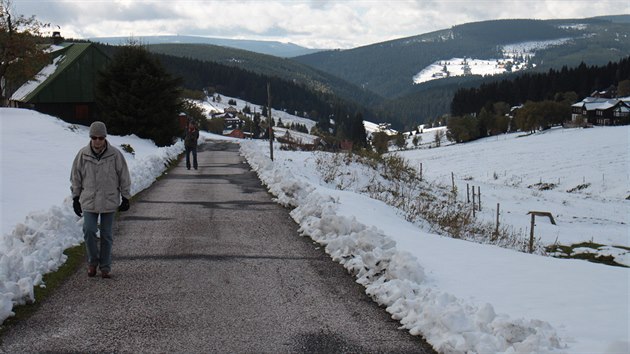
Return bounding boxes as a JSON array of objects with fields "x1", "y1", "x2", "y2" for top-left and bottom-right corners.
[{"x1": 12, "y1": 0, "x2": 630, "y2": 49}]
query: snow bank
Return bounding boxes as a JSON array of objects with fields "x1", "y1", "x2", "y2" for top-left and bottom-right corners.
[
  {"x1": 240, "y1": 140, "x2": 565, "y2": 353},
  {"x1": 0, "y1": 108, "x2": 184, "y2": 323}
]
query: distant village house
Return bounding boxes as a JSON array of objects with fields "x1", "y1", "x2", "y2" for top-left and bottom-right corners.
[{"x1": 571, "y1": 96, "x2": 630, "y2": 126}]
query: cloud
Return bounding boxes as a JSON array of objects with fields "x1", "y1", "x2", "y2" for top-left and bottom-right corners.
[{"x1": 12, "y1": 0, "x2": 628, "y2": 49}]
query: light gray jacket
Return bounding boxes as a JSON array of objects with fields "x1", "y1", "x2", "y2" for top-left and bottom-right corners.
[{"x1": 70, "y1": 141, "x2": 131, "y2": 213}]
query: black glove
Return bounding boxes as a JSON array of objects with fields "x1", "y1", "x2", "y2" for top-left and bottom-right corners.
[
  {"x1": 118, "y1": 197, "x2": 130, "y2": 212},
  {"x1": 73, "y1": 197, "x2": 82, "y2": 217}
]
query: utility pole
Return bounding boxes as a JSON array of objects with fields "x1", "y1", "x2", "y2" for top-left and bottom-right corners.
[{"x1": 267, "y1": 82, "x2": 274, "y2": 161}]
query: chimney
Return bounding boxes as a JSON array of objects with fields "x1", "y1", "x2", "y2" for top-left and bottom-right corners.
[{"x1": 52, "y1": 31, "x2": 63, "y2": 45}]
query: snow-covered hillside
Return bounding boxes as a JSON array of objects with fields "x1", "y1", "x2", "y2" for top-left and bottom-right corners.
[
  {"x1": 241, "y1": 123, "x2": 629, "y2": 354},
  {"x1": 413, "y1": 38, "x2": 574, "y2": 84},
  {"x1": 195, "y1": 94, "x2": 317, "y2": 132},
  {"x1": 413, "y1": 57, "x2": 529, "y2": 84},
  {"x1": 399, "y1": 126, "x2": 629, "y2": 266}
]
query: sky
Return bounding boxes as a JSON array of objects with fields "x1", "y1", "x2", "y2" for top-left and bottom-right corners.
[
  {"x1": 11, "y1": 0, "x2": 630, "y2": 49},
  {"x1": 1, "y1": 94, "x2": 628, "y2": 353}
]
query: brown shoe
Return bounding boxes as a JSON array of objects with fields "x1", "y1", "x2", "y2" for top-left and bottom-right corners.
[
  {"x1": 101, "y1": 271, "x2": 111, "y2": 279},
  {"x1": 88, "y1": 265, "x2": 97, "y2": 277}
]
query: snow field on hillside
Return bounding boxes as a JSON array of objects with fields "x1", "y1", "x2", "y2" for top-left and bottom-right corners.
[
  {"x1": 398, "y1": 126, "x2": 629, "y2": 266},
  {"x1": 239, "y1": 133, "x2": 629, "y2": 354}
]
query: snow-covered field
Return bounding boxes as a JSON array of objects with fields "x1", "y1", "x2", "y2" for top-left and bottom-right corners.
[
  {"x1": 413, "y1": 57, "x2": 529, "y2": 84},
  {"x1": 0, "y1": 106, "x2": 628, "y2": 354},
  {"x1": 413, "y1": 38, "x2": 573, "y2": 84},
  {"x1": 502, "y1": 38, "x2": 573, "y2": 58},
  {"x1": 399, "y1": 127, "x2": 629, "y2": 263},
  {"x1": 197, "y1": 94, "x2": 317, "y2": 132},
  {"x1": 240, "y1": 124, "x2": 629, "y2": 353}
]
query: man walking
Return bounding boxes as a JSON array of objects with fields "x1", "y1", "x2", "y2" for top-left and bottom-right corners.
[
  {"x1": 71, "y1": 121, "x2": 131, "y2": 278},
  {"x1": 184, "y1": 121, "x2": 199, "y2": 170}
]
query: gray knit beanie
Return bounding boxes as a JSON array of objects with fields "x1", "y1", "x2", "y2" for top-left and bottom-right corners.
[{"x1": 89, "y1": 121, "x2": 107, "y2": 137}]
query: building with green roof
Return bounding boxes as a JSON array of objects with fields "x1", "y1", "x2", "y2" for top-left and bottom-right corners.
[{"x1": 10, "y1": 42, "x2": 110, "y2": 124}]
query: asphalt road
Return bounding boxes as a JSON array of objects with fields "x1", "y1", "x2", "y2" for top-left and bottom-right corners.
[{"x1": 0, "y1": 140, "x2": 435, "y2": 353}]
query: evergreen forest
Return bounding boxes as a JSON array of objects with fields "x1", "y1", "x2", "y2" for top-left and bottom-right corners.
[{"x1": 451, "y1": 57, "x2": 630, "y2": 115}]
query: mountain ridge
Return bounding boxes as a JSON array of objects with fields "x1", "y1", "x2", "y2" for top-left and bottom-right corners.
[
  {"x1": 89, "y1": 35, "x2": 322, "y2": 58},
  {"x1": 117, "y1": 16, "x2": 630, "y2": 129}
]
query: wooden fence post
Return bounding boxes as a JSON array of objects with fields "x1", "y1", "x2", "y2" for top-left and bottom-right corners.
[
  {"x1": 267, "y1": 82, "x2": 274, "y2": 161},
  {"x1": 529, "y1": 213, "x2": 535, "y2": 253},
  {"x1": 495, "y1": 203, "x2": 500, "y2": 237},
  {"x1": 478, "y1": 186, "x2": 481, "y2": 211},
  {"x1": 466, "y1": 183, "x2": 470, "y2": 203},
  {"x1": 527, "y1": 211, "x2": 556, "y2": 253},
  {"x1": 472, "y1": 186, "x2": 476, "y2": 217}
]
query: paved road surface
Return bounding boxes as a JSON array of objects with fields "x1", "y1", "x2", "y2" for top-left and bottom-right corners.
[{"x1": 0, "y1": 140, "x2": 435, "y2": 353}]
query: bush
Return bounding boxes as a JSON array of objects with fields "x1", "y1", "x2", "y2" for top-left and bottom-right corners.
[
  {"x1": 120, "y1": 143, "x2": 135, "y2": 156},
  {"x1": 314, "y1": 151, "x2": 537, "y2": 253}
]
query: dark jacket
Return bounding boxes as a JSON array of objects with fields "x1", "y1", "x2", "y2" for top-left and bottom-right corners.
[{"x1": 184, "y1": 127, "x2": 199, "y2": 149}]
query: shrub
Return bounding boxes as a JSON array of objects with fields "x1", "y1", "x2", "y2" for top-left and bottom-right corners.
[
  {"x1": 120, "y1": 143, "x2": 135, "y2": 156},
  {"x1": 314, "y1": 151, "x2": 538, "y2": 254}
]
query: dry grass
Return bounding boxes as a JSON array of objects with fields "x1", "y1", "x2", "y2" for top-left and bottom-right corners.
[{"x1": 315, "y1": 151, "x2": 544, "y2": 254}]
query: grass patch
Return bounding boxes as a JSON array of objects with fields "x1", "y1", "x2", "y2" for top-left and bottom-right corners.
[
  {"x1": 546, "y1": 242, "x2": 629, "y2": 268},
  {"x1": 566, "y1": 183, "x2": 590, "y2": 193},
  {"x1": 528, "y1": 182, "x2": 557, "y2": 191},
  {"x1": 0, "y1": 245, "x2": 85, "y2": 336}
]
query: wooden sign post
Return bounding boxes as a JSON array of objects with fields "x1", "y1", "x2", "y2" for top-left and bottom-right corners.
[{"x1": 527, "y1": 211, "x2": 556, "y2": 253}]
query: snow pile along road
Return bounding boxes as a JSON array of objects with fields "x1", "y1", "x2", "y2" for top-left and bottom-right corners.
[{"x1": 240, "y1": 140, "x2": 564, "y2": 353}]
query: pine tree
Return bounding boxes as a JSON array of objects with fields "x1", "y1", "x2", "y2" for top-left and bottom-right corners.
[
  {"x1": 96, "y1": 44, "x2": 182, "y2": 146},
  {"x1": 350, "y1": 112, "x2": 368, "y2": 149}
]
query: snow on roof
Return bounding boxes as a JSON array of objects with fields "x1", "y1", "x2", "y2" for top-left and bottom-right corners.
[
  {"x1": 363, "y1": 120, "x2": 398, "y2": 136},
  {"x1": 589, "y1": 100, "x2": 621, "y2": 110},
  {"x1": 572, "y1": 97, "x2": 626, "y2": 110},
  {"x1": 43, "y1": 44, "x2": 65, "y2": 53},
  {"x1": 10, "y1": 55, "x2": 65, "y2": 102}
]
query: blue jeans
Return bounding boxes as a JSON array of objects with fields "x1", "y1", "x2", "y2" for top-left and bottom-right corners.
[
  {"x1": 83, "y1": 212, "x2": 115, "y2": 272},
  {"x1": 186, "y1": 146, "x2": 198, "y2": 169}
]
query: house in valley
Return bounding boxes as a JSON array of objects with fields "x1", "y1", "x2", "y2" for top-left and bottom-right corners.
[
  {"x1": 570, "y1": 96, "x2": 630, "y2": 126},
  {"x1": 9, "y1": 41, "x2": 110, "y2": 124},
  {"x1": 224, "y1": 106, "x2": 238, "y2": 114}
]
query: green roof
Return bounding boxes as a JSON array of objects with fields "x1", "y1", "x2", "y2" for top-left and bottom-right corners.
[{"x1": 12, "y1": 42, "x2": 110, "y2": 103}]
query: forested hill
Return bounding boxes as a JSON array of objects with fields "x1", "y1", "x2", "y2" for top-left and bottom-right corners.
[
  {"x1": 90, "y1": 35, "x2": 320, "y2": 58},
  {"x1": 95, "y1": 43, "x2": 390, "y2": 130},
  {"x1": 293, "y1": 17, "x2": 630, "y2": 99},
  {"x1": 293, "y1": 19, "x2": 568, "y2": 98},
  {"x1": 451, "y1": 57, "x2": 630, "y2": 116},
  {"x1": 96, "y1": 16, "x2": 630, "y2": 131},
  {"x1": 145, "y1": 43, "x2": 381, "y2": 109},
  {"x1": 151, "y1": 52, "x2": 388, "y2": 128}
]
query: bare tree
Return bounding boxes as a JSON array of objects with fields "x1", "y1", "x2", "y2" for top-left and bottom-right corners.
[
  {"x1": 0, "y1": 0, "x2": 48, "y2": 106},
  {"x1": 434, "y1": 129, "x2": 444, "y2": 147}
]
